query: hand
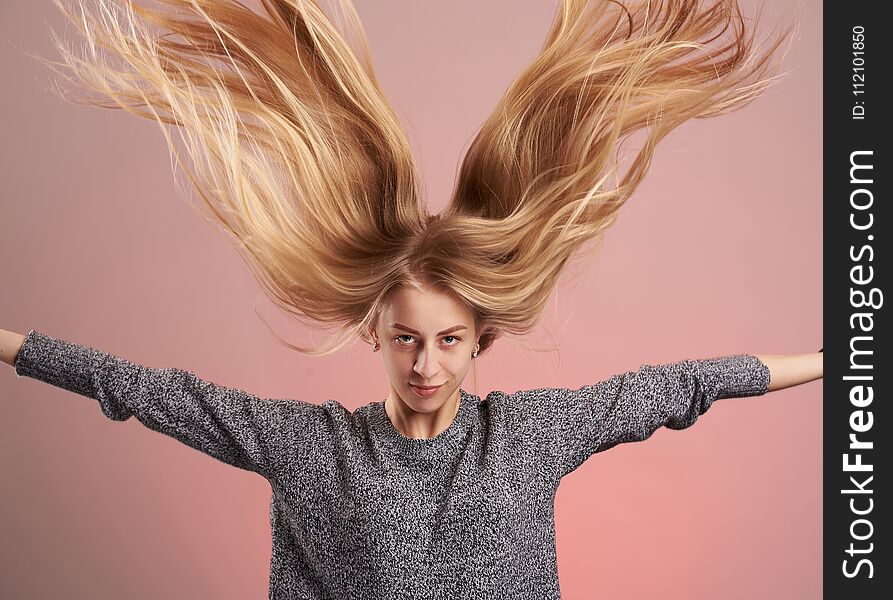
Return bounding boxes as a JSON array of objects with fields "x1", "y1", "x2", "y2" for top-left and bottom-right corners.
[{"x1": 0, "y1": 328, "x2": 29, "y2": 368}]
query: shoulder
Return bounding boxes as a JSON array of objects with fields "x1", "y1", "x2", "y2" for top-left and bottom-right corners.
[{"x1": 475, "y1": 386, "x2": 564, "y2": 438}]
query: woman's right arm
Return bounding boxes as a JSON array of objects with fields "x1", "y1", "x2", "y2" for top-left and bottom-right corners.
[
  {"x1": 4, "y1": 328, "x2": 327, "y2": 482},
  {"x1": 0, "y1": 328, "x2": 27, "y2": 367}
]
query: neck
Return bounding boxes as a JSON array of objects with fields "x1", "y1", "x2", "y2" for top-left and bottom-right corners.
[{"x1": 384, "y1": 388, "x2": 461, "y2": 440}]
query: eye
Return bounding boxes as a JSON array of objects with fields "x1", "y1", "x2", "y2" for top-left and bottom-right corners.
[
  {"x1": 395, "y1": 334, "x2": 415, "y2": 344},
  {"x1": 443, "y1": 335, "x2": 460, "y2": 345}
]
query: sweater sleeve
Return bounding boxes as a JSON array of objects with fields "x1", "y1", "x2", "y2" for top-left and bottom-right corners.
[
  {"x1": 13, "y1": 329, "x2": 325, "y2": 482},
  {"x1": 506, "y1": 354, "x2": 771, "y2": 481}
]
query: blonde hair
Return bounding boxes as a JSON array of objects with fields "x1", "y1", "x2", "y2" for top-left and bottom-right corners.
[{"x1": 40, "y1": 0, "x2": 796, "y2": 356}]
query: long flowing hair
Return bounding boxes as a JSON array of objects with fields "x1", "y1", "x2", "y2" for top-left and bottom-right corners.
[{"x1": 39, "y1": 0, "x2": 797, "y2": 355}]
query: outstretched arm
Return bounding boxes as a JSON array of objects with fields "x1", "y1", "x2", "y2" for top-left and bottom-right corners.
[
  {"x1": 755, "y1": 351, "x2": 823, "y2": 392},
  {"x1": 503, "y1": 351, "x2": 822, "y2": 482},
  {"x1": 6, "y1": 329, "x2": 325, "y2": 483}
]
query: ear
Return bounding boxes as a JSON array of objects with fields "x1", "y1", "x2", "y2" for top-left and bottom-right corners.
[{"x1": 368, "y1": 308, "x2": 383, "y2": 343}]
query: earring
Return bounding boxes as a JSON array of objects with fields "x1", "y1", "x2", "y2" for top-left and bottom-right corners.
[
  {"x1": 472, "y1": 343, "x2": 480, "y2": 358},
  {"x1": 372, "y1": 341, "x2": 380, "y2": 352}
]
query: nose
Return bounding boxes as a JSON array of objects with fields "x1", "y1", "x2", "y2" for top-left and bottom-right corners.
[{"x1": 413, "y1": 344, "x2": 441, "y2": 380}]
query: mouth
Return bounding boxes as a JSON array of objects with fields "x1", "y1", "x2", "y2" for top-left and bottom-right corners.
[{"x1": 410, "y1": 383, "x2": 443, "y2": 397}]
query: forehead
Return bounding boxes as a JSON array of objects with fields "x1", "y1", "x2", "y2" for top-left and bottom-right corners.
[{"x1": 380, "y1": 286, "x2": 474, "y2": 330}]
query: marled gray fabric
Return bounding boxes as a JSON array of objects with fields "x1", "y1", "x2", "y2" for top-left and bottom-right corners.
[{"x1": 14, "y1": 329, "x2": 771, "y2": 599}]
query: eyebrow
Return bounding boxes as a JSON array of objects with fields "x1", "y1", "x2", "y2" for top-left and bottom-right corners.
[{"x1": 390, "y1": 323, "x2": 468, "y2": 336}]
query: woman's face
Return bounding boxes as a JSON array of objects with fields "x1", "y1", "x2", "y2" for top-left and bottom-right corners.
[{"x1": 373, "y1": 284, "x2": 479, "y2": 415}]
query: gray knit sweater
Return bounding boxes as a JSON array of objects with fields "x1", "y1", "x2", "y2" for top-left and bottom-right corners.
[{"x1": 13, "y1": 329, "x2": 771, "y2": 599}]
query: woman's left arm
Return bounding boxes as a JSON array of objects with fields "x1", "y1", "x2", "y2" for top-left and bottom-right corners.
[{"x1": 754, "y1": 351, "x2": 824, "y2": 392}]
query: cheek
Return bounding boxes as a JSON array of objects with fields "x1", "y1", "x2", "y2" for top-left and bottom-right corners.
[
  {"x1": 445, "y1": 352, "x2": 471, "y2": 373},
  {"x1": 384, "y1": 350, "x2": 414, "y2": 370}
]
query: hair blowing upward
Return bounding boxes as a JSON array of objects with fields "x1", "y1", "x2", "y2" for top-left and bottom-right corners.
[{"x1": 41, "y1": 0, "x2": 795, "y2": 356}]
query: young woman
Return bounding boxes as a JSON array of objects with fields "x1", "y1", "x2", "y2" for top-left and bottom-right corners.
[{"x1": 2, "y1": 0, "x2": 821, "y2": 598}]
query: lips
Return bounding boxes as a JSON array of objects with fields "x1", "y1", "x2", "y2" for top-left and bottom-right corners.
[{"x1": 410, "y1": 383, "x2": 443, "y2": 397}]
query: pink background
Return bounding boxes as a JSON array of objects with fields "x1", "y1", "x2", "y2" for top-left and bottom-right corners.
[{"x1": 0, "y1": 1, "x2": 821, "y2": 599}]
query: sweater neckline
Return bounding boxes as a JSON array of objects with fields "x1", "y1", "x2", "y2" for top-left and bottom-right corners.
[{"x1": 369, "y1": 388, "x2": 477, "y2": 454}]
